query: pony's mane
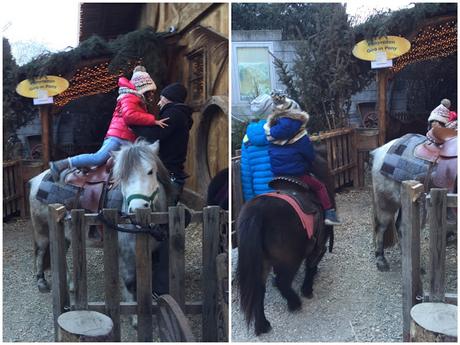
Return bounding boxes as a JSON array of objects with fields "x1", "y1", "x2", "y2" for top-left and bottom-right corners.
[{"x1": 112, "y1": 140, "x2": 173, "y2": 196}]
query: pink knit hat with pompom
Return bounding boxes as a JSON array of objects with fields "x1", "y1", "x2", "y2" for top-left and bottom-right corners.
[{"x1": 130, "y1": 66, "x2": 157, "y2": 94}]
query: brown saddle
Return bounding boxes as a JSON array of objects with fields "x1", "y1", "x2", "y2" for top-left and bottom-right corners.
[
  {"x1": 63, "y1": 159, "x2": 113, "y2": 213},
  {"x1": 413, "y1": 129, "x2": 457, "y2": 191},
  {"x1": 268, "y1": 176, "x2": 319, "y2": 214},
  {"x1": 414, "y1": 129, "x2": 457, "y2": 162},
  {"x1": 267, "y1": 176, "x2": 332, "y2": 261}
]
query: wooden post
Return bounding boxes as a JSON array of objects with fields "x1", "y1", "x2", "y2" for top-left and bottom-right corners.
[
  {"x1": 351, "y1": 129, "x2": 359, "y2": 187},
  {"x1": 202, "y1": 206, "x2": 220, "y2": 341},
  {"x1": 135, "y1": 208, "x2": 153, "y2": 342},
  {"x1": 428, "y1": 189, "x2": 448, "y2": 302},
  {"x1": 168, "y1": 205, "x2": 186, "y2": 309},
  {"x1": 231, "y1": 157, "x2": 243, "y2": 219},
  {"x1": 401, "y1": 180, "x2": 424, "y2": 342},
  {"x1": 410, "y1": 302, "x2": 457, "y2": 341},
  {"x1": 39, "y1": 105, "x2": 51, "y2": 166},
  {"x1": 57, "y1": 310, "x2": 113, "y2": 342},
  {"x1": 102, "y1": 209, "x2": 120, "y2": 341},
  {"x1": 216, "y1": 253, "x2": 228, "y2": 341},
  {"x1": 71, "y1": 209, "x2": 87, "y2": 310},
  {"x1": 48, "y1": 203, "x2": 69, "y2": 342},
  {"x1": 377, "y1": 70, "x2": 388, "y2": 145}
]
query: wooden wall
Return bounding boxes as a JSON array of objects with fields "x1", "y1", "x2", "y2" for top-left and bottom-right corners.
[{"x1": 137, "y1": 3, "x2": 229, "y2": 206}]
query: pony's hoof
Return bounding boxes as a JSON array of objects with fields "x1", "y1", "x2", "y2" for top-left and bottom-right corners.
[
  {"x1": 287, "y1": 297, "x2": 302, "y2": 311},
  {"x1": 255, "y1": 319, "x2": 272, "y2": 336},
  {"x1": 301, "y1": 288, "x2": 313, "y2": 299},
  {"x1": 37, "y1": 279, "x2": 50, "y2": 293},
  {"x1": 376, "y1": 257, "x2": 390, "y2": 271}
]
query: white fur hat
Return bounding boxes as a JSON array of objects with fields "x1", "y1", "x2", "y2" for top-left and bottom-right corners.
[
  {"x1": 428, "y1": 99, "x2": 451, "y2": 124},
  {"x1": 250, "y1": 94, "x2": 273, "y2": 116}
]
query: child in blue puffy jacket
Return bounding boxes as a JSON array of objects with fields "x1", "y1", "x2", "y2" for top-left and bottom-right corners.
[
  {"x1": 240, "y1": 119, "x2": 274, "y2": 201},
  {"x1": 264, "y1": 109, "x2": 341, "y2": 225}
]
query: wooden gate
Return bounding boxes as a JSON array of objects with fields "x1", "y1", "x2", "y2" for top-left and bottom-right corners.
[
  {"x1": 48, "y1": 204, "x2": 228, "y2": 342},
  {"x1": 310, "y1": 128, "x2": 357, "y2": 189},
  {"x1": 400, "y1": 181, "x2": 458, "y2": 341},
  {"x1": 3, "y1": 160, "x2": 24, "y2": 219}
]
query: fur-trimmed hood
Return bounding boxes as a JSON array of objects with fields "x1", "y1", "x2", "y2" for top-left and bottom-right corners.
[{"x1": 267, "y1": 109, "x2": 310, "y2": 128}]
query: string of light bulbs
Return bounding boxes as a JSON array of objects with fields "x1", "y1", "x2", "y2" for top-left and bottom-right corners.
[{"x1": 392, "y1": 20, "x2": 457, "y2": 73}]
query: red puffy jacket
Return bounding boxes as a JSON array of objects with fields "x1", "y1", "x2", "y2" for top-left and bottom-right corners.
[{"x1": 105, "y1": 77, "x2": 157, "y2": 142}]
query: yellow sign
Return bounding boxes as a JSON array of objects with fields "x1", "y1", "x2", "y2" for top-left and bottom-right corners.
[
  {"x1": 16, "y1": 76, "x2": 69, "y2": 98},
  {"x1": 352, "y1": 36, "x2": 411, "y2": 61}
]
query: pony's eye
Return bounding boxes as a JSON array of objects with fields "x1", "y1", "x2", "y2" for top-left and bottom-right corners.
[{"x1": 147, "y1": 169, "x2": 153, "y2": 175}]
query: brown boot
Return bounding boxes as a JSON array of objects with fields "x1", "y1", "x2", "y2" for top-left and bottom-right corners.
[{"x1": 49, "y1": 159, "x2": 69, "y2": 182}]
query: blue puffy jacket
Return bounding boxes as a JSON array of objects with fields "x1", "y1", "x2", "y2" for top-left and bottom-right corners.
[
  {"x1": 268, "y1": 117, "x2": 316, "y2": 176},
  {"x1": 240, "y1": 120, "x2": 274, "y2": 201}
]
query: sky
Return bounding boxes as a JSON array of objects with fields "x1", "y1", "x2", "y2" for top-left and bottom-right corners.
[
  {"x1": 3, "y1": 0, "x2": 79, "y2": 51},
  {"x1": 2, "y1": 0, "x2": 416, "y2": 61}
]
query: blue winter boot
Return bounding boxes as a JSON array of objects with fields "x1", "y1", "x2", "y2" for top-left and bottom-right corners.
[{"x1": 324, "y1": 208, "x2": 341, "y2": 226}]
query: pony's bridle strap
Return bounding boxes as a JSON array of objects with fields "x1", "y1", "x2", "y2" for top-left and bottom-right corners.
[{"x1": 126, "y1": 188, "x2": 159, "y2": 207}]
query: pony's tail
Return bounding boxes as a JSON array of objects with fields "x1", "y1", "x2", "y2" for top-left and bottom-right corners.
[{"x1": 236, "y1": 204, "x2": 266, "y2": 328}]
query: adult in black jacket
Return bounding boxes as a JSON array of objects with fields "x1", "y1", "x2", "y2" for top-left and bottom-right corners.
[
  {"x1": 130, "y1": 82, "x2": 193, "y2": 295},
  {"x1": 131, "y1": 82, "x2": 193, "y2": 202}
]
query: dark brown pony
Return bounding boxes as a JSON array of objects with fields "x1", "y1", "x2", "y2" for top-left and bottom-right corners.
[{"x1": 236, "y1": 151, "x2": 334, "y2": 335}]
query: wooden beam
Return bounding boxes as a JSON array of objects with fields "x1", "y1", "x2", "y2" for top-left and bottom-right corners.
[
  {"x1": 39, "y1": 105, "x2": 50, "y2": 166},
  {"x1": 377, "y1": 70, "x2": 388, "y2": 145}
]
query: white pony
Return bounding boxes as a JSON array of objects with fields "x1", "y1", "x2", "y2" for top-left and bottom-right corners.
[{"x1": 29, "y1": 140, "x2": 172, "y2": 308}]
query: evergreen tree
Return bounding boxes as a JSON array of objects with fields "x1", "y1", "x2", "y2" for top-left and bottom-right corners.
[
  {"x1": 274, "y1": 4, "x2": 372, "y2": 132},
  {"x1": 3, "y1": 38, "x2": 35, "y2": 157}
]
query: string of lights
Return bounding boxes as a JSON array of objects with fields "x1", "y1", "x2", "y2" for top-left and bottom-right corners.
[
  {"x1": 54, "y1": 60, "x2": 141, "y2": 107},
  {"x1": 392, "y1": 20, "x2": 457, "y2": 73}
]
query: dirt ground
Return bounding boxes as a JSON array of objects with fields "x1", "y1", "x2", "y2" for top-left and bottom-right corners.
[
  {"x1": 2, "y1": 219, "x2": 203, "y2": 342},
  {"x1": 231, "y1": 186, "x2": 457, "y2": 342}
]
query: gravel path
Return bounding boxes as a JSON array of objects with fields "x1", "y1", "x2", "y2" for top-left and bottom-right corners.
[
  {"x1": 231, "y1": 186, "x2": 457, "y2": 342},
  {"x1": 3, "y1": 218, "x2": 203, "y2": 342}
]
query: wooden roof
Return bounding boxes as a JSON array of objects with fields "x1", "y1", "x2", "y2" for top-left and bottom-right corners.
[{"x1": 79, "y1": 3, "x2": 143, "y2": 42}]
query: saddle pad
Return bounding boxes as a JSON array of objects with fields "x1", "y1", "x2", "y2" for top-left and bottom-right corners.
[
  {"x1": 36, "y1": 172, "x2": 81, "y2": 208},
  {"x1": 380, "y1": 134, "x2": 431, "y2": 183},
  {"x1": 262, "y1": 192, "x2": 314, "y2": 239},
  {"x1": 105, "y1": 185, "x2": 123, "y2": 210}
]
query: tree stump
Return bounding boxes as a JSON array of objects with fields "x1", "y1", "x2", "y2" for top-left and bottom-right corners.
[
  {"x1": 410, "y1": 302, "x2": 457, "y2": 342},
  {"x1": 57, "y1": 310, "x2": 113, "y2": 342}
]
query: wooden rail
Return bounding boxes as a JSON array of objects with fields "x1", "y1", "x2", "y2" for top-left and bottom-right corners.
[
  {"x1": 48, "y1": 205, "x2": 228, "y2": 342},
  {"x1": 400, "y1": 183, "x2": 458, "y2": 341}
]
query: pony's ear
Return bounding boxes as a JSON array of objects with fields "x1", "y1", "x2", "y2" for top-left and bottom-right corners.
[{"x1": 149, "y1": 141, "x2": 160, "y2": 155}]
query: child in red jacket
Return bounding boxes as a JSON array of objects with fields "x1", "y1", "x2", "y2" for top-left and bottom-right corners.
[{"x1": 49, "y1": 66, "x2": 168, "y2": 181}]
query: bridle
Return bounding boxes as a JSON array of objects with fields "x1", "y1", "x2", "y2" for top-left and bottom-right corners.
[
  {"x1": 96, "y1": 186, "x2": 167, "y2": 241},
  {"x1": 125, "y1": 188, "x2": 159, "y2": 210}
]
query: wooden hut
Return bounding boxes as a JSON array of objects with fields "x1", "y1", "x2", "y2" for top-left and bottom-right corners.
[{"x1": 354, "y1": 3, "x2": 457, "y2": 144}]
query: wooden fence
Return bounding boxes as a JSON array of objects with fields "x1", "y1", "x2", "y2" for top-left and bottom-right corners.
[
  {"x1": 3, "y1": 159, "x2": 45, "y2": 219},
  {"x1": 48, "y1": 204, "x2": 228, "y2": 342},
  {"x1": 310, "y1": 127, "x2": 357, "y2": 189},
  {"x1": 400, "y1": 181, "x2": 457, "y2": 341},
  {"x1": 3, "y1": 160, "x2": 25, "y2": 219}
]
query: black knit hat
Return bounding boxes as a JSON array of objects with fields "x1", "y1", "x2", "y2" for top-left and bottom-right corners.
[{"x1": 160, "y1": 82, "x2": 187, "y2": 103}]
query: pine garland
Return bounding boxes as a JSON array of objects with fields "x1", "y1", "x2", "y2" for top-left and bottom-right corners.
[
  {"x1": 354, "y1": 3, "x2": 457, "y2": 40},
  {"x1": 18, "y1": 27, "x2": 167, "y2": 84}
]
